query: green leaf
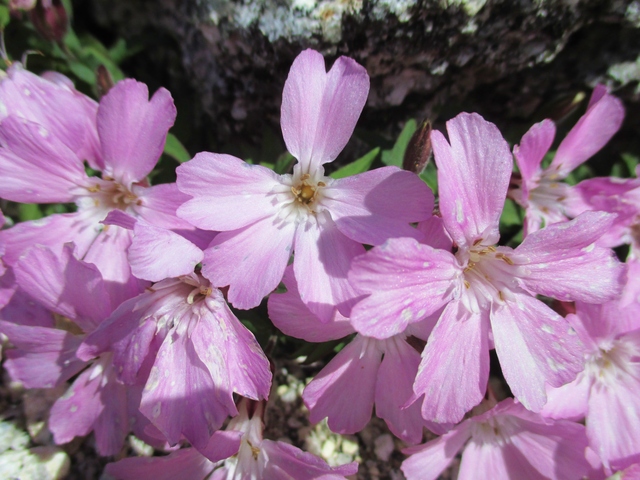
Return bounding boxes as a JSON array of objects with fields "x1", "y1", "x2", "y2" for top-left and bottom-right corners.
[
  {"x1": 18, "y1": 204, "x2": 43, "y2": 222},
  {"x1": 0, "y1": 5, "x2": 10, "y2": 30},
  {"x1": 381, "y1": 119, "x2": 417, "y2": 167},
  {"x1": 622, "y1": 153, "x2": 640, "y2": 176},
  {"x1": 500, "y1": 198, "x2": 522, "y2": 227},
  {"x1": 67, "y1": 60, "x2": 96, "y2": 84},
  {"x1": 163, "y1": 133, "x2": 191, "y2": 163},
  {"x1": 330, "y1": 147, "x2": 379, "y2": 179},
  {"x1": 273, "y1": 151, "x2": 295, "y2": 174},
  {"x1": 419, "y1": 161, "x2": 438, "y2": 195}
]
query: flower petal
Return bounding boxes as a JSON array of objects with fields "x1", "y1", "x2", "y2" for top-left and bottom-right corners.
[
  {"x1": 516, "y1": 211, "x2": 625, "y2": 303},
  {"x1": 267, "y1": 266, "x2": 355, "y2": 342},
  {"x1": 433, "y1": 112, "x2": 512, "y2": 247},
  {"x1": 177, "y1": 152, "x2": 280, "y2": 231},
  {"x1": 349, "y1": 237, "x2": 459, "y2": 339},
  {"x1": 513, "y1": 119, "x2": 555, "y2": 200},
  {"x1": 550, "y1": 88, "x2": 625, "y2": 179},
  {"x1": 106, "y1": 448, "x2": 216, "y2": 480},
  {"x1": 0, "y1": 321, "x2": 87, "y2": 388},
  {"x1": 98, "y1": 79, "x2": 176, "y2": 185},
  {"x1": 281, "y1": 49, "x2": 369, "y2": 172},
  {"x1": 129, "y1": 222, "x2": 203, "y2": 282},
  {"x1": 202, "y1": 217, "x2": 295, "y2": 310},
  {"x1": 375, "y1": 336, "x2": 426, "y2": 444},
  {"x1": 401, "y1": 422, "x2": 472, "y2": 480},
  {"x1": 413, "y1": 301, "x2": 490, "y2": 424},
  {"x1": 293, "y1": 215, "x2": 364, "y2": 322},
  {"x1": 140, "y1": 326, "x2": 235, "y2": 448},
  {"x1": 323, "y1": 166, "x2": 433, "y2": 245},
  {"x1": 0, "y1": 116, "x2": 87, "y2": 203},
  {"x1": 491, "y1": 294, "x2": 586, "y2": 412},
  {"x1": 303, "y1": 335, "x2": 380, "y2": 434}
]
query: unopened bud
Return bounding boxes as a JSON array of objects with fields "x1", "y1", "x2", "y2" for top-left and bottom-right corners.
[
  {"x1": 403, "y1": 119, "x2": 432, "y2": 175},
  {"x1": 96, "y1": 65, "x2": 114, "y2": 97},
  {"x1": 30, "y1": 0, "x2": 67, "y2": 43}
]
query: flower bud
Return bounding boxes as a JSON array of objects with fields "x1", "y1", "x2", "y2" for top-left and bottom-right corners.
[
  {"x1": 403, "y1": 119, "x2": 432, "y2": 175},
  {"x1": 30, "y1": 0, "x2": 67, "y2": 43}
]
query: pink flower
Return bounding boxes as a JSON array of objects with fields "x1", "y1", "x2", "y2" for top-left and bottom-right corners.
[
  {"x1": 0, "y1": 75, "x2": 192, "y2": 300},
  {"x1": 268, "y1": 266, "x2": 438, "y2": 443},
  {"x1": 0, "y1": 244, "x2": 150, "y2": 455},
  {"x1": 77, "y1": 269, "x2": 272, "y2": 449},
  {"x1": 105, "y1": 398, "x2": 358, "y2": 480},
  {"x1": 349, "y1": 112, "x2": 626, "y2": 424},
  {"x1": 568, "y1": 170, "x2": 640, "y2": 259},
  {"x1": 542, "y1": 269, "x2": 640, "y2": 472},
  {"x1": 177, "y1": 49, "x2": 433, "y2": 321},
  {"x1": 401, "y1": 398, "x2": 590, "y2": 480},
  {"x1": 510, "y1": 85, "x2": 625, "y2": 235}
]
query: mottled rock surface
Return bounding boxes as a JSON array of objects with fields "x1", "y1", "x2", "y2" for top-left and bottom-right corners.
[{"x1": 86, "y1": 0, "x2": 640, "y2": 150}]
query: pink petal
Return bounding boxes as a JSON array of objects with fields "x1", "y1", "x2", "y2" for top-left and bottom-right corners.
[
  {"x1": 588, "y1": 373, "x2": 640, "y2": 470},
  {"x1": 0, "y1": 116, "x2": 87, "y2": 203},
  {"x1": 129, "y1": 222, "x2": 203, "y2": 282},
  {"x1": 508, "y1": 418, "x2": 590, "y2": 480},
  {"x1": 349, "y1": 237, "x2": 459, "y2": 339},
  {"x1": 303, "y1": 335, "x2": 381, "y2": 434},
  {"x1": 281, "y1": 49, "x2": 369, "y2": 172},
  {"x1": 202, "y1": 216, "x2": 295, "y2": 310},
  {"x1": 491, "y1": 294, "x2": 586, "y2": 412},
  {"x1": 457, "y1": 441, "x2": 513, "y2": 480},
  {"x1": 0, "y1": 321, "x2": 87, "y2": 388},
  {"x1": 541, "y1": 372, "x2": 591, "y2": 420},
  {"x1": 375, "y1": 336, "x2": 426, "y2": 444},
  {"x1": 261, "y1": 440, "x2": 359, "y2": 479},
  {"x1": 50, "y1": 360, "x2": 129, "y2": 456},
  {"x1": 516, "y1": 211, "x2": 625, "y2": 303},
  {"x1": 78, "y1": 309, "x2": 156, "y2": 385},
  {"x1": 0, "y1": 213, "x2": 95, "y2": 268},
  {"x1": 106, "y1": 448, "x2": 216, "y2": 480},
  {"x1": 513, "y1": 119, "x2": 555, "y2": 200},
  {"x1": 550, "y1": 89, "x2": 625, "y2": 178},
  {"x1": 417, "y1": 216, "x2": 453, "y2": 250},
  {"x1": 0, "y1": 64, "x2": 100, "y2": 167},
  {"x1": 193, "y1": 302, "x2": 271, "y2": 401},
  {"x1": 98, "y1": 79, "x2": 176, "y2": 185},
  {"x1": 413, "y1": 301, "x2": 490, "y2": 424},
  {"x1": 432, "y1": 112, "x2": 513, "y2": 248},
  {"x1": 293, "y1": 215, "x2": 364, "y2": 322},
  {"x1": 176, "y1": 152, "x2": 280, "y2": 231},
  {"x1": 323, "y1": 166, "x2": 433, "y2": 245},
  {"x1": 134, "y1": 182, "x2": 198, "y2": 231},
  {"x1": 140, "y1": 325, "x2": 235, "y2": 448},
  {"x1": 267, "y1": 266, "x2": 355, "y2": 342},
  {"x1": 401, "y1": 422, "x2": 472, "y2": 480},
  {"x1": 13, "y1": 244, "x2": 111, "y2": 332},
  {"x1": 0, "y1": 280, "x2": 54, "y2": 327}
]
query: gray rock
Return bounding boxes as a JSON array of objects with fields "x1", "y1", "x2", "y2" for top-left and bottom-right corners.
[{"x1": 87, "y1": 0, "x2": 640, "y2": 146}]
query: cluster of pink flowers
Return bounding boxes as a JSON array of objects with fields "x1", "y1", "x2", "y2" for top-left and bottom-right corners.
[{"x1": 0, "y1": 48, "x2": 638, "y2": 479}]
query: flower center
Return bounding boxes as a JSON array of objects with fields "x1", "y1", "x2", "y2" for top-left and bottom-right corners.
[
  {"x1": 290, "y1": 173, "x2": 326, "y2": 207},
  {"x1": 586, "y1": 337, "x2": 640, "y2": 387},
  {"x1": 458, "y1": 245, "x2": 521, "y2": 313},
  {"x1": 85, "y1": 177, "x2": 141, "y2": 214}
]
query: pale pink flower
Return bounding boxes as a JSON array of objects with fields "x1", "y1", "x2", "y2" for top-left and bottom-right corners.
[
  {"x1": 542, "y1": 270, "x2": 640, "y2": 472},
  {"x1": 0, "y1": 244, "x2": 151, "y2": 455},
  {"x1": 268, "y1": 266, "x2": 439, "y2": 443},
  {"x1": 349, "y1": 113, "x2": 625, "y2": 424},
  {"x1": 106, "y1": 398, "x2": 358, "y2": 480},
  {"x1": 177, "y1": 49, "x2": 433, "y2": 321},
  {"x1": 510, "y1": 85, "x2": 625, "y2": 235},
  {"x1": 568, "y1": 169, "x2": 640, "y2": 259},
  {"x1": 401, "y1": 398, "x2": 590, "y2": 480},
  {"x1": 0, "y1": 75, "x2": 193, "y2": 301},
  {"x1": 77, "y1": 268, "x2": 271, "y2": 449}
]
